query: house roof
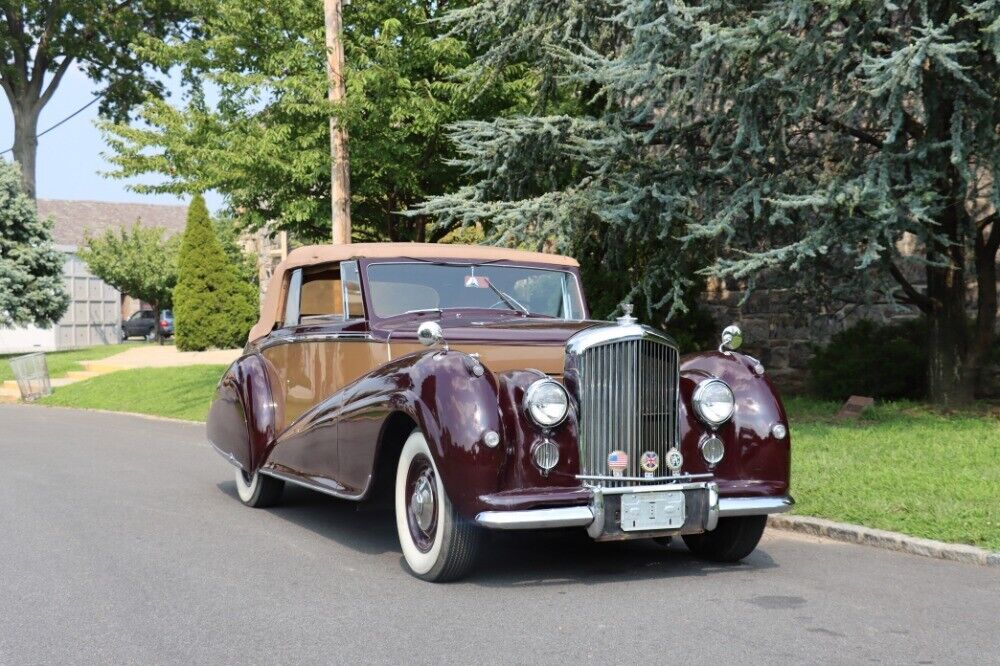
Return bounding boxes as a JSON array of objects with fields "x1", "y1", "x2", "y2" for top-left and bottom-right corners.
[{"x1": 37, "y1": 199, "x2": 188, "y2": 247}]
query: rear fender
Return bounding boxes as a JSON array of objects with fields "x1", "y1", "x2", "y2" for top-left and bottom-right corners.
[{"x1": 206, "y1": 354, "x2": 282, "y2": 472}]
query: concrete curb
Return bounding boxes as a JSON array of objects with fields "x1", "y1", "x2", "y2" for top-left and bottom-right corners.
[{"x1": 769, "y1": 514, "x2": 1000, "y2": 567}]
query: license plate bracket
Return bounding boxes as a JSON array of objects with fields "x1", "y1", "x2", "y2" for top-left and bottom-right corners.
[{"x1": 619, "y1": 490, "x2": 686, "y2": 532}]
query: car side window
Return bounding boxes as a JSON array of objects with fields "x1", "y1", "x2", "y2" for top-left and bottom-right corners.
[
  {"x1": 298, "y1": 263, "x2": 344, "y2": 322},
  {"x1": 282, "y1": 269, "x2": 303, "y2": 327}
]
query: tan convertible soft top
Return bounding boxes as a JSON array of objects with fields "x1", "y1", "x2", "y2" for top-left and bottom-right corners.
[{"x1": 248, "y1": 242, "x2": 579, "y2": 342}]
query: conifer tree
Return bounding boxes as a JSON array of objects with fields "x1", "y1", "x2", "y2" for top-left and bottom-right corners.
[
  {"x1": 173, "y1": 194, "x2": 257, "y2": 350},
  {"x1": 0, "y1": 160, "x2": 68, "y2": 327},
  {"x1": 422, "y1": 1, "x2": 1000, "y2": 406}
]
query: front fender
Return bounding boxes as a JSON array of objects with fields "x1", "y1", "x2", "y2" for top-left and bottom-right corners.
[
  {"x1": 679, "y1": 351, "x2": 791, "y2": 497},
  {"x1": 333, "y1": 349, "x2": 508, "y2": 516}
]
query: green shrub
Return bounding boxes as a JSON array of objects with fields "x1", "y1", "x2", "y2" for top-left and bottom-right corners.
[
  {"x1": 809, "y1": 319, "x2": 927, "y2": 401},
  {"x1": 173, "y1": 195, "x2": 258, "y2": 351}
]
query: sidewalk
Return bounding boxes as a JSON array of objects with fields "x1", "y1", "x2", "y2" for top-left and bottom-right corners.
[
  {"x1": 81, "y1": 345, "x2": 242, "y2": 372},
  {"x1": 1, "y1": 345, "x2": 242, "y2": 401}
]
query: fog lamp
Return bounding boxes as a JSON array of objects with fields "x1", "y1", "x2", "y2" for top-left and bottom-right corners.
[
  {"x1": 700, "y1": 435, "x2": 725, "y2": 466},
  {"x1": 532, "y1": 440, "x2": 559, "y2": 472},
  {"x1": 771, "y1": 423, "x2": 787, "y2": 440}
]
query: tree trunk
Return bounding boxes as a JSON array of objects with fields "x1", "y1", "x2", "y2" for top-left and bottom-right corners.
[
  {"x1": 11, "y1": 101, "x2": 39, "y2": 200},
  {"x1": 926, "y1": 265, "x2": 975, "y2": 406}
]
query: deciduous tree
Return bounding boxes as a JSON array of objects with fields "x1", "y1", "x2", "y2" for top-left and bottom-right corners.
[
  {"x1": 100, "y1": 0, "x2": 531, "y2": 242},
  {"x1": 79, "y1": 221, "x2": 180, "y2": 344},
  {"x1": 0, "y1": 1, "x2": 188, "y2": 198}
]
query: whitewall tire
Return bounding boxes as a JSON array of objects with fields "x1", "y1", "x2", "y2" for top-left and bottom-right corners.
[
  {"x1": 234, "y1": 468, "x2": 284, "y2": 508},
  {"x1": 394, "y1": 430, "x2": 482, "y2": 582}
]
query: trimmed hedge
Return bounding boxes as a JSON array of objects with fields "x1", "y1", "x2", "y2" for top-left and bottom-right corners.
[
  {"x1": 809, "y1": 319, "x2": 926, "y2": 401},
  {"x1": 173, "y1": 195, "x2": 258, "y2": 351}
]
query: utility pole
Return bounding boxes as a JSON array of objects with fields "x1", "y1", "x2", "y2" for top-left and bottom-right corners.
[{"x1": 324, "y1": 0, "x2": 352, "y2": 244}]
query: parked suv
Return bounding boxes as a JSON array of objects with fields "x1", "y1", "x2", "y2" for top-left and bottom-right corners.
[{"x1": 121, "y1": 309, "x2": 174, "y2": 341}]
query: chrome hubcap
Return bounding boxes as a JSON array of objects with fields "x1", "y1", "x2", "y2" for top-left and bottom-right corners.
[{"x1": 410, "y1": 474, "x2": 435, "y2": 532}]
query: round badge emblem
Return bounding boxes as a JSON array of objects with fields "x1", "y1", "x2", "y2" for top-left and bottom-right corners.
[
  {"x1": 665, "y1": 448, "x2": 684, "y2": 473},
  {"x1": 639, "y1": 451, "x2": 659, "y2": 473},
  {"x1": 607, "y1": 450, "x2": 628, "y2": 473}
]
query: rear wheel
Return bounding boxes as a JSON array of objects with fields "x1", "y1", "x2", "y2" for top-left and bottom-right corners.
[
  {"x1": 682, "y1": 515, "x2": 767, "y2": 562},
  {"x1": 395, "y1": 430, "x2": 482, "y2": 582},
  {"x1": 234, "y1": 468, "x2": 284, "y2": 508}
]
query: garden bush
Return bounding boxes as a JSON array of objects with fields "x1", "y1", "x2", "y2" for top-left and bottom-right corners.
[
  {"x1": 173, "y1": 195, "x2": 258, "y2": 351},
  {"x1": 809, "y1": 319, "x2": 927, "y2": 401}
]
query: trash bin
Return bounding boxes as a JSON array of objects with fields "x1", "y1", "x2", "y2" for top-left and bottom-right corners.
[{"x1": 9, "y1": 352, "x2": 53, "y2": 401}]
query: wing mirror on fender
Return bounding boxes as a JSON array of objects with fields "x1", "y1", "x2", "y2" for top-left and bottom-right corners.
[
  {"x1": 417, "y1": 321, "x2": 448, "y2": 351},
  {"x1": 719, "y1": 324, "x2": 743, "y2": 352}
]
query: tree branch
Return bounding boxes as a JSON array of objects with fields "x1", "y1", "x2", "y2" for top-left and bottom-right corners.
[
  {"x1": 814, "y1": 111, "x2": 883, "y2": 149},
  {"x1": 2, "y1": 6, "x2": 29, "y2": 87},
  {"x1": 37, "y1": 56, "x2": 74, "y2": 109},
  {"x1": 888, "y1": 259, "x2": 933, "y2": 314},
  {"x1": 902, "y1": 110, "x2": 924, "y2": 140}
]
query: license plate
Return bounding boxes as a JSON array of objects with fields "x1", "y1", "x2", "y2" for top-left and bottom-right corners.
[{"x1": 620, "y1": 490, "x2": 686, "y2": 532}]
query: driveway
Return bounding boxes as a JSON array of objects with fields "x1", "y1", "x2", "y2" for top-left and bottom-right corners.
[{"x1": 1, "y1": 405, "x2": 997, "y2": 664}]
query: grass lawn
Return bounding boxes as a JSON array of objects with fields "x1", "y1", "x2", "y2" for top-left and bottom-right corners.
[
  {"x1": 786, "y1": 397, "x2": 1000, "y2": 551},
  {"x1": 0, "y1": 343, "x2": 144, "y2": 383},
  {"x1": 38, "y1": 365, "x2": 226, "y2": 422}
]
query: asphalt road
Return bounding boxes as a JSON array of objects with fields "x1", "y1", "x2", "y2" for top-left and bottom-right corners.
[{"x1": 1, "y1": 405, "x2": 997, "y2": 665}]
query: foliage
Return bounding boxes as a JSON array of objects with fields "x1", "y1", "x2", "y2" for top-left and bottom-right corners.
[
  {"x1": 101, "y1": 0, "x2": 533, "y2": 242},
  {"x1": 786, "y1": 397, "x2": 1000, "y2": 550},
  {"x1": 0, "y1": 1, "x2": 188, "y2": 196},
  {"x1": 39, "y1": 364, "x2": 227, "y2": 422},
  {"x1": 0, "y1": 159, "x2": 69, "y2": 327},
  {"x1": 79, "y1": 222, "x2": 181, "y2": 338},
  {"x1": 809, "y1": 320, "x2": 927, "y2": 401},
  {"x1": 421, "y1": 0, "x2": 1000, "y2": 405},
  {"x1": 173, "y1": 195, "x2": 257, "y2": 350}
]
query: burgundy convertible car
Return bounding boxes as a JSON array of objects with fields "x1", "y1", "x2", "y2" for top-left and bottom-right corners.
[{"x1": 207, "y1": 243, "x2": 792, "y2": 581}]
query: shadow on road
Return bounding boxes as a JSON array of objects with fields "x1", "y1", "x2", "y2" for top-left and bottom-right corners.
[{"x1": 218, "y1": 481, "x2": 778, "y2": 586}]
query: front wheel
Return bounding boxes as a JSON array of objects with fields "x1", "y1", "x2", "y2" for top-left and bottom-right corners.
[
  {"x1": 395, "y1": 430, "x2": 482, "y2": 582},
  {"x1": 235, "y1": 468, "x2": 284, "y2": 508},
  {"x1": 682, "y1": 515, "x2": 767, "y2": 562}
]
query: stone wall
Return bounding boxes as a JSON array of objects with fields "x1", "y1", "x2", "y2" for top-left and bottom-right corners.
[{"x1": 700, "y1": 279, "x2": 918, "y2": 394}]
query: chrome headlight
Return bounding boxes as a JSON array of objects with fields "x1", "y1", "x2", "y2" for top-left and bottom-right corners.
[
  {"x1": 692, "y1": 379, "x2": 735, "y2": 428},
  {"x1": 523, "y1": 379, "x2": 569, "y2": 427}
]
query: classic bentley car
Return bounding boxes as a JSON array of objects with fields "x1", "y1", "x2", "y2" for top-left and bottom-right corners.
[{"x1": 207, "y1": 243, "x2": 792, "y2": 581}]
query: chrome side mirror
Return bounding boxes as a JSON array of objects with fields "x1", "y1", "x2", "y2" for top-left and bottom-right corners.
[
  {"x1": 417, "y1": 321, "x2": 446, "y2": 349},
  {"x1": 719, "y1": 324, "x2": 743, "y2": 352}
]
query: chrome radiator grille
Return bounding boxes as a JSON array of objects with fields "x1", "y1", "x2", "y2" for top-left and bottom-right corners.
[{"x1": 572, "y1": 334, "x2": 679, "y2": 487}]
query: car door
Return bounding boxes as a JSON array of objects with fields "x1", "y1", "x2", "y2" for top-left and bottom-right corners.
[{"x1": 261, "y1": 261, "x2": 375, "y2": 488}]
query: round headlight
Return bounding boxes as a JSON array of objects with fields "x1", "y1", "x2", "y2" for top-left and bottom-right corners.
[
  {"x1": 693, "y1": 379, "x2": 735, "y2": 428},
  {"x1": 523, "y1": 379, "x2": 569, "y2": 427}
]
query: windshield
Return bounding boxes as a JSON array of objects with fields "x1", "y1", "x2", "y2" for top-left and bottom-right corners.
[{"x1": 366, "y1": 262, "x2": 584, "y2": 320}]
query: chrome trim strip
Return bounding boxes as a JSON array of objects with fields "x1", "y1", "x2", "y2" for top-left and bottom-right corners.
[
  {"x1": 475, "y1": 506, "x2": 595, "y2": 530},
  {"x1": 258, "y1": 332, "x2": 373, "y2": 351},
  {"x1": 577, "y1": 473, "x2": 713, "y2": 483},
  {"x1": 208, "y1": 440, "x2": 245, "y2": 470},
  {"x1": 259, "y1": 467, "x2": 367, "y2": 501},
  {"x1": 718, "y1": 496, "x2": 794, "y2": 517},
  {"x1": 594, "y1": 481, "x2": 712, "y2": 496}
]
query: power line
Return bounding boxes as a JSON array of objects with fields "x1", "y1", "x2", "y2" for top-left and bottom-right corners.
[{"x1": 1, "y1": 91, "x2": 106, "y2": 156}]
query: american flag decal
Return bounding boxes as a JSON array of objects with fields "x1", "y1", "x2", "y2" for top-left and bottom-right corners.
[{"x1": 607, "y1": 450, "x2": 628, "y2": 471}]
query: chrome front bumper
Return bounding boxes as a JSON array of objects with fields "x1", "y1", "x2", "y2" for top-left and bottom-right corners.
[{"x1": 475, "y1": 483, "x2": 794, "y2": 540}]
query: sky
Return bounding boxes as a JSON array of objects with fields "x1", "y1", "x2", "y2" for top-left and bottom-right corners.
[{"x1": 0, "y1": 64, "x2": 224, "y2": 212}]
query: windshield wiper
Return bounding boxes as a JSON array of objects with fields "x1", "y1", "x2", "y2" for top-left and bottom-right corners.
[{"x1": 485, "y1": 281, "x2": 529, "y2": 315}]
